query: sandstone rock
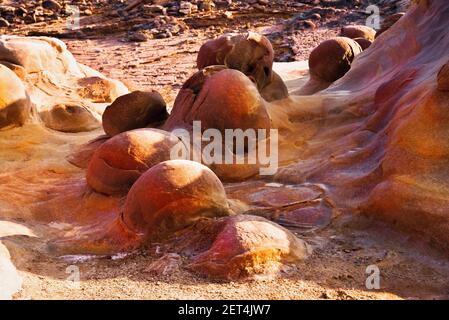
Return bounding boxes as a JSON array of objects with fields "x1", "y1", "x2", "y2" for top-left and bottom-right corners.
[
  {"x1": 144, "y1": 253, "x2": 182, "y2": 276},
  {"x1": 0, "y1": 35, "x2": 129, "y2": 132},
  {"x1": 187, "y1": 215, "x2": 311, "y2": 280},
  {"x1": 0, "y1": 64, "x2": 31, "y2": 130},
  {"x1": 197, "y1": 32, "x2": 288, "y2": 101},
  {"x1": 376, "y1": 12, "x2": 405, "y2": 38},
  {"x1": 437, "y1": 61, "x2": 449, "y2": 91},
  {"x1": 353, "y1": 37, "x2": 372, "y2": 50},
  {"x1": 309, "y1": 37, "x2": 363, "y2": 83},
  {"x1": 39, "y1": 104, "x2": 100, "y2": 133},
  {"x1": 165, "y1": 68, "x2": 270, "y2": 134},
  {"x1": 86, "y1": 129, "x2": 186, "y2": 195},
  {"x1": 122, "y1": 160, "x2": 230, "y2": 240},
  {"x1": 102, "y1": 90, "x2": 168, "y2": 137},
  {"x1": 42, "y1": 0, "x2": 62, "y2": 12},
  {"x1": 340, "y1": 25, "x2": 376, "y2": 41}
]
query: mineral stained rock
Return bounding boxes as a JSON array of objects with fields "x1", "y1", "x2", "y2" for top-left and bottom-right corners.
[
  {"x1": 376, "y1": 12, "x2": 406, "y2": 38},
  {"x1": 197, "y1": 32, "x2": 289, "y2": 102},
  {"x1": 122, "y1": 160, "x2": 230, "y2": 240},
  {"x1": 184, "y1": 215, "x2": 311, "y2": 280},
  {"x1": 102, "y1": 90, "x2": 168, "y2": 137},
  {"x1": 0, "y1": 64, "x2": 30, "y2": 130},
  {"x1": 340, "y1": 25, "x2": 376, "y2": 41},
  {"x1": 163, "y1": 68, "x2": 271, "y2": 180},
  {"x1": 296, "y1": 37, "x2": 362, "y2": 94},
  {"x1": 86, "y1": 129, "x2": 186, "y2": 195},
  {"x1": 0, "y1": 35, "x2": 128, "y2": 132}
]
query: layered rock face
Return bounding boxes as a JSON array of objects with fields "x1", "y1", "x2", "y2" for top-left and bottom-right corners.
[{"x1": 0, "y1": 35, "x2": 128, "y2": 132}]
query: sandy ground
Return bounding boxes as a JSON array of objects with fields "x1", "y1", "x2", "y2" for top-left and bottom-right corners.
[{"x1": 2, "y1": 1, "x2": 449, "y2": 300}]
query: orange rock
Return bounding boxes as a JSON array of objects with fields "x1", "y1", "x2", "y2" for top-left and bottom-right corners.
[
  {"x1": 340, "y1": 25, "x2": 376, "y2": 41},
  {"x1": 86, "y1": 129, "x2": 186, "y2": 195},
  {"x1": 164, "y1": 68, "x2": 270, "y2": 133},
  {"x1": 376, "y1": 12, "x2": 405, "y2": 38},
  {"x1": 353, "y1": 37, "x2": 372, "y2": 50},
  {"x1": 122, "y1": 160, "x2": 230, "y2": 240},
  {"x1": 437, "y1": 61, "x2": 449, "y2": 91},
  {"x1": 102, "y1": 90, "x2": 168, "y2": 137},
  {"x1": 0, "y1": 64, "x2": 31, "y2": 130},
  {"x1": 187, "y1": 215, "x2": 311, "y2": 280},
  {"x1": 309, "y1": 37, "x2": 363, "y2": 83},
  {"x1": 197, "y1": 32, "x2": 288, "y2": 101}
]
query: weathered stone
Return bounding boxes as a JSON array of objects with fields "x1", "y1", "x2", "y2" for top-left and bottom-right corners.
[
  {"x1": 87, "y1": 129, "x2": 186, "y2": 195},
  {"x1": 437, "y1": 61, "x2": 449, "y2": 91},
  {"x1": 122, "y1": 160, "x2": 230, "y2": 240},
  {"x1": 0, "y1": 65, "x2": 31, "y2": 130},
  {"x1": 309, "y1": 37, "x2": 363, "y2": 83},
  {"x1": 187, "y1": 215, "x2": 311, "y2": 280},
  {"x1": 102, "y1": 90, "x2": 168, "y2": 137},
  {"x1": 340, "y1": 25, "x2": 376, "y2": 41}
]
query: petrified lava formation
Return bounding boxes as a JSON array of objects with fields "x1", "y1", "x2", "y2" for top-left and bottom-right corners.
[
  {"x1": 197, "y1": 32, "x2": 289, "y2": 102},
  {"x1": 86, "y1": 129, "x2": 186, "y2": 195}
]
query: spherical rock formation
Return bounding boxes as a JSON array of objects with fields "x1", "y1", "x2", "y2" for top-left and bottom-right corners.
[
  {"x1": 309, "y1": 37, "x2": 363, "y2": 83},
  {"x1": 164, "y1": 68, "x2": 271, "y2": 133},
  {"x1": 197, "y1": 34, "x2": 235, "y2": 69},
  {"x1": 0, "y1": 64, "x2": 31, "y2": 130},
  {"x1": 102, "y1": 90, "x2": 168, "y2": 137},
  {"x1": 437, "y1": 61, "x2": 449, "y2": 91},
  {"x1": 353, "y1": 37, "x2": 372, "y2": 50},
  {"x1": 86, "y1": 129, "x2": 186, "y2": 195},
  {"x1": 186, "y1": 215, "x2": 311, "y2": 280},
  {"x1": 340, "y1": 25, "x2": 376, "y2": 41},
  {"x1": 122, "y1": 160, "x2": 230, "y2": 240},
  {"x1": 197, "y1": 32, "x2": 287, "y2": 101},
  {"x1": 39, "y1": 104, "x2": 100, "y2": 133}
]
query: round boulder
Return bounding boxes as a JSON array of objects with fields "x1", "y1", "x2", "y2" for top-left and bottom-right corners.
[
  {"x1": 86, "y1": 129, "x2": 186, "y2": 195},
  {"x1": 102, "y1": 90, "x2": 168, "y2": 137},
  {"x1": 122, "y1": 160, "x2": 230, "y2": 240},
  {"x1": 309, "y1": 37, "x2": 363, "y2": 83},
  {"x1": 340, "y1": 25, "x2": 376, "y2": 41}
]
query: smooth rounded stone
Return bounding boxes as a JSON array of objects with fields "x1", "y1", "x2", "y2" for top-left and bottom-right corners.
[
  {"x1": 197, "y1": 34, "x2": 235, "y2": 69},
  {"x1": 42, "y1": 0, "x2": 62, "y2": 12},
  {"x1": 197, "y1": 32, "x2": 287, "y2": 101},
  {"x1": 86, "y1": 129, "x2": 186, "y2": 195},
  {"x1": 353, "y1": 37, "x2": 372, "y2": 50},
  {"x1": 187, "y1": 215, "x2": 311, "y2": 280},
  {"x1": 437, "y1": 61, "x2": 449, "y2": 91},
  {"x1": 309, "y1": 37, "x2": 363, "y2": 83},
  {"x1": 260, "y1": 71, "x2": 289, "y2": 102},
  {"x1": 122, "y1": 160, "x2": 230, "y2": 240},
  {"x1": 340, "y1": 25, "x2": 376, "y2": 41},
  {"x1": 102, "y1": 90, "x2": 168, "y2": 137},
  {"x1": 165, "y1": 68, "x2": 271, "y2": 133},
  {"x1": 0, "y1": 64, "x2": 31, "y2": 130},
  {"x1": 39, "y1": 104, "x2": 100, "y2": 133},
  {"x1": 376, "y1": 12, "x2": 405, "y2": 38}
]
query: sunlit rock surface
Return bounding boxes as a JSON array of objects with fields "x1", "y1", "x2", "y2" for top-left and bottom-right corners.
[
  {"x1": 0, "y1": 35, "x2": 128, "y2": 132},
  {"x1": 0, "y1": 0, "x2": 449, "y2": 289}
]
